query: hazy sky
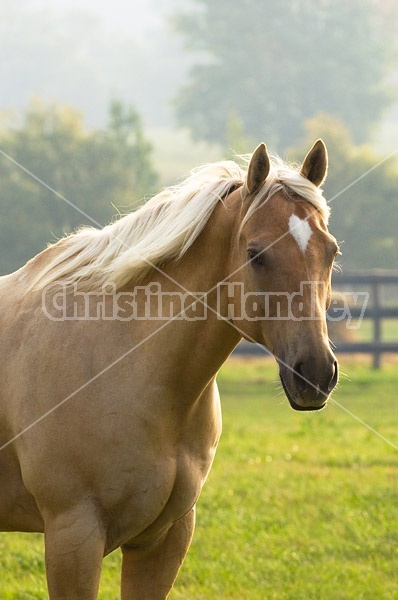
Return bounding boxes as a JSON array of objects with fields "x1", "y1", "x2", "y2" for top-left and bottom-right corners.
[
  {"x1": 28, "y1": 0, "x2": 164, "y2": 37},
  {"x1": 1, "y1": 0, "x2": 186, "y2": 127}
]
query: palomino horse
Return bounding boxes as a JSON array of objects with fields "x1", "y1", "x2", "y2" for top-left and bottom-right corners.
[{"x1": 0, "y1": 140, "x2": 339, "y2": 598}]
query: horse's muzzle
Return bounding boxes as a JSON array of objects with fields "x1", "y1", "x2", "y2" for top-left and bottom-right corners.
[{"x1": 279, "y1": 355, "x2": 338, "y2": 411}]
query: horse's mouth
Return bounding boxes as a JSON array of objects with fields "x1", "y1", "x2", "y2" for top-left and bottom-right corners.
[{"x1": 280, "y1": 375, "x2": 327, "y2": 412}]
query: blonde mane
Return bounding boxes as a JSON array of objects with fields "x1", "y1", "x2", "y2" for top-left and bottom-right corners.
[{"x1": 27, "y1": 156, "x2": 330, "y2": 292}]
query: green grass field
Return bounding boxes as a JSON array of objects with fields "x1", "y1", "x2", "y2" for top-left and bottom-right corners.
[{"x1": 0, "y1": 357, "x2": 397, "y2": 599}]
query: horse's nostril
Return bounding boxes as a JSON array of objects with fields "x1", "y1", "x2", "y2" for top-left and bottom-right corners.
[
  {"x1": 293, "y1": 358, "x2": 337, "y2": 397},
  {"x1": 293, "y1": 362, "x2": 308, "y2": 393},
  {"x1": 328, "y1": 360, "x2": 339, "y2": 392}
]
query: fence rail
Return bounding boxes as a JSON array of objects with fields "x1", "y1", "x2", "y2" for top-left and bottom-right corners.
[
  {"x1": 234, "y1": 270, "x2": 398, "y2": 368},
  {"x1": 330, "y1": 270, "x2": 398, "y2": 368}
]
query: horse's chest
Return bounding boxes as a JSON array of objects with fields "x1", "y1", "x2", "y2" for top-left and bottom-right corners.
[
  {"x1": 109, "y1": 396, "x2": 221, "y2": 550},
  {"x1": 149, "y1": 425, "x2": 220, "y2": 525},
  {"x1": 169, "y1": 445, "x2": 215, "y2": 515},
  {"x1": 103, "y1": 440, "x2": 217, "y2": 552}
]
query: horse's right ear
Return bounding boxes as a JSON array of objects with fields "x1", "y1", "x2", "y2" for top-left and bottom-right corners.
[{"x1": 245, "y1": 143, "x2": 270, "y2": 196}]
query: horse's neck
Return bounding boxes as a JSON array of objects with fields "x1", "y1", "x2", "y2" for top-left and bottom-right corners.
[{"x1": 156, "y1": 197, "x2": 242, "y2": 386}]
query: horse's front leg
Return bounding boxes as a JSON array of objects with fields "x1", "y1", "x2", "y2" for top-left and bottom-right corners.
[
  {"x1": 121, "y1": 507, "x2": 196, "y2": 600},
  {"x1": 44, "y1": 503, "x2": 106, "y2": 600}
]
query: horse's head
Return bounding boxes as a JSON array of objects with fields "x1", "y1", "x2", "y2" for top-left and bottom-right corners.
[{"x1": 228, "y1": 140, "x2": 339, "y2": 411}]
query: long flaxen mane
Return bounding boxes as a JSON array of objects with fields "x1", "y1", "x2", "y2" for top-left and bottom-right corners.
[{"x1": 27, "y1": 155, "x2": 330, "y2": 293}]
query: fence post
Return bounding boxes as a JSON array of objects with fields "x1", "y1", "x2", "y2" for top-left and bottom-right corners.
[{"x1": 372, "y1": 282, "x2": 382, "y2": 369}]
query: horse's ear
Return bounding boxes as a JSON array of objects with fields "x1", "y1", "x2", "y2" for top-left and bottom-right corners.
[
  {"x1": 300, "y1": 139, "x2": 328, "y2": 187},
  {"x1": 245, "y1": 143, "x2": 270, "y2": 196}
]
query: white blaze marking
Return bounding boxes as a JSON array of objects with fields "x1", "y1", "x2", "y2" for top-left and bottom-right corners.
[{"x1": 289, "y1": 214, "x2": 312, "y2": 254}]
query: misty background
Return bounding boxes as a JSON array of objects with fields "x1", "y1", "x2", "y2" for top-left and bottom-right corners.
[{"x1": 0, "y1": 0, "x2": 397, "y2": 274}]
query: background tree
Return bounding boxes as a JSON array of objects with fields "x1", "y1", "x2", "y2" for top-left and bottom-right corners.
[
  {"x1": 0, "y1": 101, "x2": 158, "y2": 274},
  {"x1": 174, "y1": 0, "x2": 395, "y2": 150},
  {"x1": 288, "y1": 113, "x2": 398, "y2": 270}
]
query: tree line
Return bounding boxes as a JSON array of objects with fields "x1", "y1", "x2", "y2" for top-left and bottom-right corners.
[
  {"x1": 0, "y1": 101, "x2": 396, "y2": 275},
  {"x1": 172, "y1": 0, "x2": 398, "y2": 270},
  {"x1": 0, "y1": 0, "x2": 397, "y2": 274},
  {"x1": 0, "y1": 101, "x2": 158, "y2": 274},
  {"x1": 173, "y1": 0, "x2": 397, "y2": 148}
]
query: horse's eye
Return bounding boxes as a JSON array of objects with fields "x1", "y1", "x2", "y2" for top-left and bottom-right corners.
[{"x1": 247, "y1": 248, "x2": 265, "y2": 268}]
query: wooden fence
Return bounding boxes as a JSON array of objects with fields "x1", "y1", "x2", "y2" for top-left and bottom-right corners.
[
  {"x1": 235, "y1": 270, "x2": 398, "y2": 368},
  {"x1": 330, "y1": 270, "x2": 398, "y2": 368}
]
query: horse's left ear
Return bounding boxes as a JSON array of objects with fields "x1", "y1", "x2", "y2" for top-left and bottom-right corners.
[
  {"x1": 245, "y1": 143, "x2": 270, "y2": 196},
  {"x1": 300, "y1": 139, "x2": 328, "y2": 187}
]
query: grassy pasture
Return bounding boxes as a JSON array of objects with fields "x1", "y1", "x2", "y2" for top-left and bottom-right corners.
[{"x1": 0, "y1": 356, "x2": 397, "y2": 599}]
